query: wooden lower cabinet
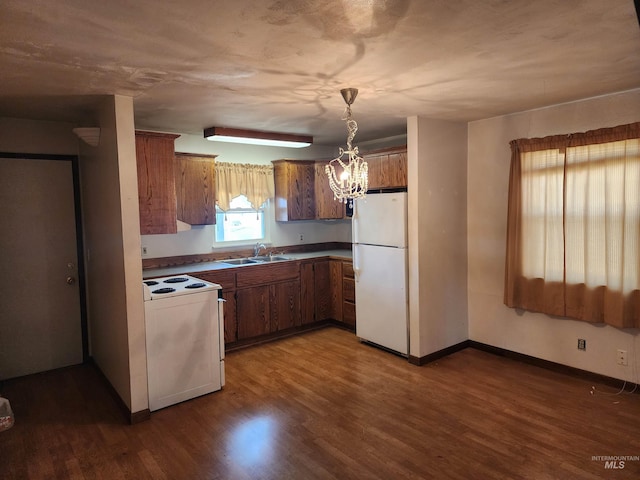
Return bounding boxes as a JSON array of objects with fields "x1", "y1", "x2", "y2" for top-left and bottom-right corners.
[
  {"x1": 300, "y1": 262, "x2": 316, "y2": 325},
  {"x1": 342, "y1": 260, "x2": 356, "y2": 328},
  {"x1": 237, "y1": 285, "x2": 271, "y2": 339},
  {"x1": 271, "y1": 279, "x2": 301, "y2": 331},
  {"x1": 192, "y1": 256, "x2": 354, "y2": 347},
  {"x1": 234, "y1": 280, "x2": 301, "y2": 340},
  {"x1": 300, "y1": 258, "x2": 349, "y2": 325},
  {"x1": 314, "y1": 260, "x2": 332, "y2": 321},
  {"x1": 343, "y1": 301, "x2": 356, "y2": 328},
  {"x1": 329, "y1": 259, "x2": 343, "y2": 322},
  {"x1": 221, "y1": 290, "x2": 237, "y2": 343},
  {"x1": 194, "y1": 270, "x2": 237, "y2": 343}
]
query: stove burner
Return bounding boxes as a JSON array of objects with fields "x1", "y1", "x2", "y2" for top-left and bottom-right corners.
[
  {"x1": 144, "y1": 280, "x2": 159, "y2": 286},
  {"x1": 163, "y1": 277, "x2": 189, "y2": 284},
  {"x1": 152, "y1": 287, "x2": 176, "y2": 294},
  {"x1": 185, "y1": 283, "x2": 206, "y2": 289}
]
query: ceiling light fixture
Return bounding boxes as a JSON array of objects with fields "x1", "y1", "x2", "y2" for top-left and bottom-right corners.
[
  {"x1": 325, "y1": 88, "x2": 368, "y2": 202},
  {"x1": 204, "y1": 127, "x2": 312, "y2": 148}
]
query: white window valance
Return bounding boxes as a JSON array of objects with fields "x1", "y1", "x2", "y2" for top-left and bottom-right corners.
[{"x1": 215, "y1": 162, "x2": 275, "y2": 211}]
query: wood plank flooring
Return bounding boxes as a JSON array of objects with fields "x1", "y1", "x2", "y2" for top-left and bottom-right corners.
[{"x1": 1, "y1": 327, "x2": 639, "y2": 479}]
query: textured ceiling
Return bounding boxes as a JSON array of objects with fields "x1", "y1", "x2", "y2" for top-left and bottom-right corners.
[{"x1": 1, "y1": 0, "x2": 639, "y2": 144}]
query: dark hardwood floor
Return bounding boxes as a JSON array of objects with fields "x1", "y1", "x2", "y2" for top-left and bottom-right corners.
[{"x1": 1, "y1": 327, "x2": 639, "y2": 479}]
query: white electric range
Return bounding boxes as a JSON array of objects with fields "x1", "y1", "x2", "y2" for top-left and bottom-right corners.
[{"x1": 143, "y1": 275, "x2": 225, "y2": 411}]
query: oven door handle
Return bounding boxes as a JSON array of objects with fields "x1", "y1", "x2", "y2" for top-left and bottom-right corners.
[{"x1": 217, "y1": 296, "x2": 226, "y2": 364}]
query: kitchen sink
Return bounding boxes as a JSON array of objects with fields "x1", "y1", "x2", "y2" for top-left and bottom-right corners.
[
  {"x1": 219, "y1": 255, "x2": 292, "y2": 266},
  {"x1": 220, "y1": 258, "x2": 259, "y2": 265},
  {"x1": 251, "y1": 255, "x2": 291, "y2": 262}
]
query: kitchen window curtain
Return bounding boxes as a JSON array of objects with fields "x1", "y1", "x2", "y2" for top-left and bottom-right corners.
[
  {"x1": 215, "y1": 162, "x2": 275, "y2": 212},
  {"x1": 504, "y1": 122, "x2": 640, "y2": 328}
]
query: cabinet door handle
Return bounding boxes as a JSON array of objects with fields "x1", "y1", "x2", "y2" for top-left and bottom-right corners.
[{"x1": 66, "y1": 276, "x2": 76, "y2": 285}]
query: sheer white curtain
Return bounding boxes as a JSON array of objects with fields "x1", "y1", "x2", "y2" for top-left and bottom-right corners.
[
  {"x1": 215, "y1": 162, "x2": 274, "y2": 211},
  {"x1": 565, "y1": 140, "x2": 640, "y2": 293}
]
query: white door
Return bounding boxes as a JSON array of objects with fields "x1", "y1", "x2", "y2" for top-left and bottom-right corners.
[
  {"x1": 354, "y1": 243, "x2": 408, "y2": 355},
  {"x1": 0, "y1": 157, "x2": 83, "y2": 380},
  {"x1": 353, "y1": 192, "x2": 407, "y2": 248}
]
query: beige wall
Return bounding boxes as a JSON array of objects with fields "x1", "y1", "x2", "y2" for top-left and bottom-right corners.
[
  {"x1": 408, "y1": 117, "x2": 468, "y2": 358},
  {"x1": 467, "y1": 89, "x2": 640, "y2": 381},
  {"x1": 0, "y1": 117, "x2": 78, "y2": 155},
  {"x1": 114, "y1": 96, "x2": 147, "y2": 413},
  {"x1": 79, "y1": 95, "x2": 147, "y2": 413}
]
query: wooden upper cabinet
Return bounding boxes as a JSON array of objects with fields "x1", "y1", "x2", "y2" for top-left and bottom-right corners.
[
  {"x1": 364, "y1": 145, "x2": 407, "y2": 190},
  {"x1": 272, "y1": 160, "x2": 316, "y2": 221},
  {"x1": 135, "y1": 131, "x2": 180, "y2": 235},
  {"x1": 314, "y1": 161, "x2": 345, "y2": 220},
  {"x1": 175, "y1": 152, "x2": 217, "y2": 225}
]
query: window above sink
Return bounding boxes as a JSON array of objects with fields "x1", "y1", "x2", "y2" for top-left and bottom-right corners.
[{"x1": 214, "y1": 195, "x2": 268, "y2": 247}]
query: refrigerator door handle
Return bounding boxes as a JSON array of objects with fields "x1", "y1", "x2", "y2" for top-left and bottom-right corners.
[
  {"x1": 353, "y1": 245, "x2": 360, "y2": 281},
  {"x1": 352, "y1": 198, "x2": 359, "y2": 245}
]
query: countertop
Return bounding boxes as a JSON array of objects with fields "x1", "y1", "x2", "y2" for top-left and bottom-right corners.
[{"x1": 142, "y1": 249, "x2": 353, "y2": 279}]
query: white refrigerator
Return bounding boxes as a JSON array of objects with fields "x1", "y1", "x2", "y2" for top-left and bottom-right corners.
[{"x1": 353, "y1": 191, "x2": 408, "y2": 355}]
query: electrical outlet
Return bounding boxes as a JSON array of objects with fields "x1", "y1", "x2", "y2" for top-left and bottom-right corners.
[
  {"x1": 617, "y1": 349, "x2": 628, "y2": 366},
  {"x1": 142, "y1": 246, "x2": 148, "y2": 256},
  {"x1": 299, "y1": 233, "x2": 304, "y2": 242},
  {"x1": 577, "y1": 339, "x2": 586, "y2": 350}
]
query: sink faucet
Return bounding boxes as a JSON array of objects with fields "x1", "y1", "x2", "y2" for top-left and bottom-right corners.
[{"x1": 254, "y1": 242, "x2": 266, "y2": 257}]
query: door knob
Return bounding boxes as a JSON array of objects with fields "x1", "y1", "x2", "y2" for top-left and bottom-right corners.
[{"x1": 66, "y1": 276, "x2": 76, "y2": 285}]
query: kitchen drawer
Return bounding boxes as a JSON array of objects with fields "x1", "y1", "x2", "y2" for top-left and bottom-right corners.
[
  {"x1": 236, "y1": 261, "x2": 299, "y2": 288},
  {"x1": 343, "y1": 261, "x2": 354, "y2": 278},
  {"x1": 343, "y1": 278, "x2": 355, "y2": 302},
  {"x1": 194, "y1": 270, "x2": 236, "y2": 291},
  {"x1": 343, "y1": 301, "x2": 356, "y2": 327}
]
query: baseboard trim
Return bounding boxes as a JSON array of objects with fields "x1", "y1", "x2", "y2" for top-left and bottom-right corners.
[
  {"x1": 89, "y1": 357, "x2": 150, "y2": 424},
  {"x1": 408, "y1": 340, "x2": 471, "y2": 366},
  {"x1": 326, "y1": 319, "x2": 356, "y2": 332},
  {"x1": 130, "y1": 408, "x2": 151, "y2": 424},
  {"x1": 407, "y1": 340, "x2": 637, "y2": 392},
  {"x1": 468, "y1": 341, "x2": 638, "y2": 393}
]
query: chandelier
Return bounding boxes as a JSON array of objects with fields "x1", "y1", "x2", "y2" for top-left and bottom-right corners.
[{"x1": 325, "y1": 88, "x2": 368, "y2": 202}]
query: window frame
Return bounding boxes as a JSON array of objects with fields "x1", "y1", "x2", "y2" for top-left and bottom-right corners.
[{"x1": 212, "y1": 196, "x2": 271, "y2": 248}]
